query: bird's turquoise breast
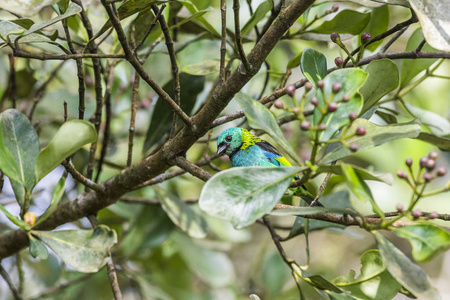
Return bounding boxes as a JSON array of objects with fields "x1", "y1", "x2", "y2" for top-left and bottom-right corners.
[{"x1": 230, "y1": 145, "x2": 280, "y2": 167}]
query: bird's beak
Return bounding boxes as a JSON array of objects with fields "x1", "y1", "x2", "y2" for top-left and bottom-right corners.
[{"x1": 217, "y1": 142, "x2": 228, "y2": 155}]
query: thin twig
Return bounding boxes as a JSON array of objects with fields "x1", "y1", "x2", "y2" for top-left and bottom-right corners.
[
  {"x1": 172, "y1": 156, "x2": 212, "y2": 182},
  {"x1": 220, "y1": 0, "x2": 227, "y2": 82},
  {"x1": 127, "y1": 72, "x2": 140, "y2": 167},
  {"x1": 311, "y1": 162, "x2": 335, "y2": 206},
  {"x1": 379, "y1": 26, "x2": 408, "y2": 53},
  {"x1": 134, "y1": 4, "x2": 166, "y2": 52},
  {"x1": 13, "y1": 50, "x2": 125, "y2": 60},
  {"x1": 233, "y1": 0, "x2": 250, "y2": 71},
  {"x1": 0, "y1": 263, "x2": 22, "y2": 300},
  {"x1": 62, "y1": 160, "x2": 105, "y2": 193},
  {"x1": 8, "y1": 54, "x2": 17, "y2": 109},
  {"x1": 120, "y1": 196, "x2": 198, "y2": 205},
  {"x1": 27, "y1": 273, "x2": 93, "y2": 300}
]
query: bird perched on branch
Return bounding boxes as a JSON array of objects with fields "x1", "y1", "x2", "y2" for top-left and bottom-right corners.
[{"x1": 217, "y1": 127, "x2": 322, "y2": 206}]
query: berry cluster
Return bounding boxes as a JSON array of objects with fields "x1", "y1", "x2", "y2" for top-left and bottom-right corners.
[{"x1": 331, "y1": 32, "x2": 372, "y2": 67}]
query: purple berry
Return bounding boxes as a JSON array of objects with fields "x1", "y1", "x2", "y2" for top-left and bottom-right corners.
[
  {"x1": 274, "y1": 100, "x2": 284, "y2": 109},
  {"x1": 317, "y1": 80, "x2": 324, "y2": 90},
  {"x1": 396, "y1": 203, "x2": 404, "y2": 212},
  {"x1": 349, "y1": 143, "x2": 359, "y2": 152},
  {"x1": 330, "y1": 32, "x2": 341, "y2": 43},
  {"x1": 292, "y1": 107, "x2": 300, "y2": 114},
  {"x1": 412, "y1": 209, "x2": 422, "y2": 219},
  {"x1": 286, "y1": 85, "x2": 296, "y2": 96},
  {"x1": 300, "y1": 121, "x2": 311, "y2": 131},
  {"x1": 396, "y1": 170, "x2": 408, "y2": 179},
  {"x1": 429, "y1": 211, "x2": 439, "y2": 219},
  {"x1": 425, "y1": 159, "x2": 436, "y2": 171},
  {"x1": 331, "y1": 4, "x2": 339, "y2": 12},
  {"x1": 310, "y1": 97, "x2": 319, "y2": 107},
  {"x1": 318, "y1": 124, "x2": 327, "y2": 131},
  {"x1": 348, "y1": 112, "x2": 357, "y2": 121},
  {"x1": 355, "y1": 126, "x2": 366, "y2": 136},
  {"x1": 335, "y1": 57, "x2": 343, "y2": 67},
  {"x1": 361, "y1": 32, "x2": 371, "y2": 44},
  {"x1": 405, "y1": 158, "x2": 413, "y2": 167},
  {"x1": 428, "y1": 151, "x2": 438, "y2": 160},
  {"x1": 423, "y1": 173, "x2": 433, "y2": 183},
  {"x1": 437, "y1": 166, "x2": 447, "y2": 176},
  {"x1": 419, "y1": 156, "x2": 428, "y2": 168},
  {"x1": 327, "y1": 102, "x2": 338, "y2": 112},
  {"x1": 332, "y1": 83, "x2": 342, "y2": 93},
  {"x1": 342, "y1": 95, "x2": 350, "y2": 102},
  {"x1": 305, "y1": 81, "x2": 313, "y2": 92}
]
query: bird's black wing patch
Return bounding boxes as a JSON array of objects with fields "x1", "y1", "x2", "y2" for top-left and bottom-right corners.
[{"x1": 255, "y1": 141, "x2": 282, "y2": 156}]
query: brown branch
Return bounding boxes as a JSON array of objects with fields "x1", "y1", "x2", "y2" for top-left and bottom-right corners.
[
  {"x1": 127, "y1": 72, "x2": 140, "y2": 167},
  {"x1": 220, "y1": 0, "x2": 227, "y2": 82},
  {"x1": 0, "y1": 263, "x2": 22, "y2": 300},
  {"x1": 172, "y1": 156, "x2": 212, "y2": 182},
  {"x1": 62, "y1": 160, "x2": 105, "y2": 193},
  {"x1": 120, "y1": 196, "x2": 198, "y2": 205},
  {"x1": 233, "y1": 0, "x2": 250, "y2": 70},
  {"x1": 134, "y1": 4, "x2": 166, "y2": 52},
  {"x1": 13, "y1": 50, "x2": 125, "y2": 60}
]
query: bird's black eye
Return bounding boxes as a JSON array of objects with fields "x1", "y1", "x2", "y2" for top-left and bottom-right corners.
[{"x1": 225, "y1": 135, "x2": 232, "y2": 142}]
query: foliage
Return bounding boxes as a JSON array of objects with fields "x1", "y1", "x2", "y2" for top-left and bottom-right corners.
[{"x1": 0, "y1": 0, "x2": 449, "y2": 299}]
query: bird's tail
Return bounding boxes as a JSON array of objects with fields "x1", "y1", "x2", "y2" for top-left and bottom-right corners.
[{"x1": 294, "y1": 186, "x2": 324, "y2": 207}]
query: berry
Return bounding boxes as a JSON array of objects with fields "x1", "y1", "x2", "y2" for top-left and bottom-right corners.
[
  {"x1": 24, "y1": 212, "x2": 36, "y2": 227},
  {"x1": 274, "y1": 100, "x2": 284, "y2": 109},
  {"x1": 310, "y1": 97, "x2": 319, "y2": 107},
  {"x1": 412, "y1": 209, "x2": 422, "y2": 219},
  {"x1": 305, "y1": 81, "x2": 313, "y2": 91},
  {"x1": 425, "y1": 159, "x2": 436, "y2": 171},
  {"x1": 327, "y1": 102, "x2": 338, "y2": 112},
  {"x1": 361, "y1": 32, "x2": 371, "y2": 44},
  {"x1": 428, "y1": 151, "x2": 438, "y2": 160},
  {"x1": 317, "y1": 80, "x2": 324, "y2": 90},
  {"x1": 300, "y1": 121, "x2": 311, "y2": 131},
  {"x1": 396, "y1": 204, "x2": 404, "y2": 212},
  {"x1": 342, "y1": 95, "x2": 350, "y2": 102},
  {"x1": 419, "y1": 156, "x2": 428, "y2": 168},
  {"x1": 348, "y1": 112, "x2": 357, "y2": 121},
  {"x1": 332, "y1": 83, "x2": 342, "y2": 93},
  {"x1": 318, "y1": 124, "x2": 327, "y2": 131},
  {"x1": 396, "y1": 170, "x2": 408, "y2": 179},
  {"x1": 335, "y1": 57, "x2": 343, "y2": 67},
  {"x1": 349, "y1": 143, "x2": 359, "y2": 152},
  {"x1": 292, "y1": 107, "x2": 300, "y2": 114},
  {"x1": 437, "y1": 166, "x2": 447, "y2": 176},
  {"x1": 423, "y1": 173, "x2": 433, "y2": 183},
  {"x1": 405, "y1": 158, "x2": 413, "y2": 167},
  {"x1": 331, "y1": 4, "x2": 339, "y2": 12},
  {"x1": 286, "y1": 85, "x2": 296, "y2": 96},
  {"x1": 429, "y1": 211, "x2": 439, "y2": 219},
  {"x1": 355, "y1": 126, "x2": 366, "y2": 136},
  {"x1": 330, "y1": 32, "x2": 341, "y2": 43}
]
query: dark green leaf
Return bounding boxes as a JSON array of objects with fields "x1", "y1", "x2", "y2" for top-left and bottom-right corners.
[
  {"x1": 143, "y1": 73, "x2": 205, "y2": 154},
  {"x1": 32, "y1": 225, "x2": 117, "y2": 273},
  {"x1": 300, "y1": 48, "x2": 327, "y2": 88},
  {"x1": 393, "y1": 224, "x2": 450, "y2": 262},
  {"x1": 416, "y1": 132, "x2": 450, "y2": 151},
  {"x1": 287, "y1": 51, "x2": 303, "y2": 70},
  {"x1": 317, "y1": 164, "x2": 393, "y2": 185},
  {"x1": 311, "y1": 10, "x2": 370, "y2": 35},
  {"x1": 333, "y1": 250, "x2": 401, "y2": 300},
  {"x1": 362, "y1": 5, "x2": 390, "y2": 51},
  {"x1": 321, "y1": 119, "x2": 421, "y2": 163},
  {"x1": 28, "y1": 233, "x2": 49, "y2": 260},
  {"x1": 401, "y1": 28, "x2": 437, "y2": 87},
  {"x1": 313, "y1": 69, "x2": 367, "y2": 141},
  {"x1": 235, "y1": 92, "x2": 301, "y2": 165},
  {"x1": 199, "y1": 166, "x2": 301, "y2": 229},
  {"x1": 241, "y1": 0, "x2": 273, "y2": 36},
  {"x1": 178, "y1": 0, "x2": 220, "y2": 37},
  {"x1": 374, "y1": 232, "x2": 440, "y2": 300},
  {"x1": 35, "y1": 177, "x2": 66, "y2": 227},
  {"x1": 35, "y1": 120, "x2": 97, "y2": 181},
  {"x1": 154, "y1": 186, "x2": 208, "y2": 239},
  {"x1": 360, "y1": 59, "x2": 399, "y2": 114}
]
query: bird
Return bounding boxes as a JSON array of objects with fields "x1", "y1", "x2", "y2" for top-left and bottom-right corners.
[{"x1": 216, "y1": 127, "x2": 322, "y2": 206}]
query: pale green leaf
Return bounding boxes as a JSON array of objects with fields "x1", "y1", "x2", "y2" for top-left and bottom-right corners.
[{"x1": 34, "y1": 177, "x2": 66, "y2": 227}]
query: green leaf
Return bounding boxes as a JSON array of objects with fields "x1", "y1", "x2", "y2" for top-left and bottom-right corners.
[
  {"x1": 300, "y1": 48, "x2": 327, "y2": 88},
  {"x1": 199, "y1": 166, "x2": 301, "y2": 229},
  {"x1": 374, "y1": 232, "x2": 440, "y2": 300},
  {"x1": 333, "y1": 250, "x2": 401, "y2": 300},
  {"x1": 143, "y1": 73, "x2": 204, "y2": 154},
  {"x1": 241, "y1": 0, "x2": 273, "y2": 36},
  {"x1": 416, "y1": 132, "x2": 450, "y2": 151},
  {"x1": 182, "y1": 59, "x2": 221, "y2": 75},
  {"x1": 393, "y1": 224, "x2": 450, "y2": 262},
  {"x1": 0, "y1": 203, "x2": 31, "y2": 230},
  {"x1": 154, "y1": 186, "x2": 208, "y2": 239},
  {"x1": 0, "y1": 109, "x2": 40, "y2": 206},
  {"x1": 311, "y1": 10, "x2": 370, "y2": 35},
  {"x1": 168, "y1": 9, "x2": 212, "y2": 32},
  {"x1": 287, "y1": 51, "x2": 303, "y2": 70},
  {"x1": 321, "y1": 119, "x2": 421, "y2": 163},
  {"x1": 317, "y1": 164, "x2": 393, "y2": 185},
  {"x1": 173, "y1": 232, "x2": 234, "y2": 287},
  {"x1": 404, "y1": 103, "x2": 450, "y2": 136},
  {"x1": 35, "y1": 120, "x2": 97, "y2": 182},
  {"x1": 270, "y1": 205, "x2": 360, "y2": 217},
  {"x1": 28, "y1": 233, "x2": 48, "y2": 260},
  {"x1": 401, "y1": 28, "x2": 438, "y2": 87},
  {"x1": 34, "y1": 177, "x2": 66, "y2": 227},
  {"x1": 235, "y1": 92, "x2": 301, "y2": 165},
  {"x1": 362, "y1": 5, "x2": 390, "y2": 51},
  {"x1": 178, "y1": 0, "x2": 220, "y2": 37},
  {"x1": 31, "y1": 225, "x2": 117, "y2": 273},
  {"x1": 314, "y1": 68, "x2": 368, "y2": 141},
  {"x1": 340, "y1": 163, "x2": 383, "y2": 217},
  {"x1": 360, "y1": 59, "x2": 399, "y2": 115}
]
